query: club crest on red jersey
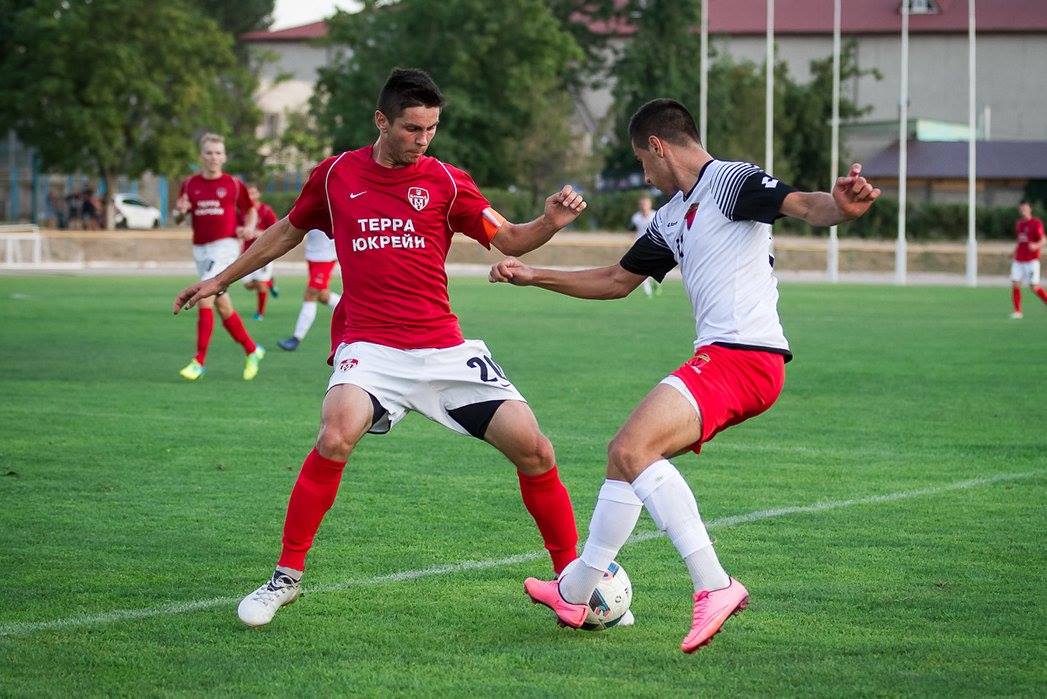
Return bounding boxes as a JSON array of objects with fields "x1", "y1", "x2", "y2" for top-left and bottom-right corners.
[
  {"x1": 407, "y1": 187, "x2": 429, "y2": 211},
  {"x1": 216, "y1": 187, "x2": 227, "y2": 199}
]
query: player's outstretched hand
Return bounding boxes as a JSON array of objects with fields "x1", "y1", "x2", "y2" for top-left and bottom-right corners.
[
  {"x1": 833, "y1": 163, "x2": 882, "y2": 221},
  {"x1": 172, "y1": 278, "x2": 227, "y2": 314},
  {"x1": 489, "y1": 257, "x2": 535, "y2": 286},
  {"x1": 543, "y1": 185, "x2": 587, "y2": 230}
]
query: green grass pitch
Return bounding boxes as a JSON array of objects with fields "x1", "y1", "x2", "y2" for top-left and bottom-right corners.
[{"x1": 0, "y1": 274, "x2": 1044, "y2": 695}]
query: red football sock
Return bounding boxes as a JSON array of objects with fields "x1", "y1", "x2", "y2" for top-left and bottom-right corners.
[
  {"x1": 1013, "y1": 287, "x2": 1023, "y2": 313},
  {"x1": 279, "y1": 449, "x2": 347, "y2": 571},
  {"x1": 1035, "y1": 286, "x2": 1047, "y2": 304},
  {"x1": 194, "y1": 307, "x2": 214, "y2": 365},
  {"x1": 518, "y1": 466, "x2": 578, "y2": 574},
  {"x1": 266, "y1": 280, "x2": 275, "y2": 290},
  {"x1": 256, "y1": 289, "x2": 268, "y2": 316},
  {"x1": 221, "y1": 312, "x2": 257, "y2": 354}
]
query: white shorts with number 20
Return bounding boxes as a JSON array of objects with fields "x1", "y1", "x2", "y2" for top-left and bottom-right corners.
[
  {"x1": 192, "y1": 238, "x2": 240, "y2": 281},
  {"x1": 327, "y1": 339, "x2": 526, "y2": 436},
  {"x1": 1011, "y1": 260, "x2": 1041, "y2": 285}
]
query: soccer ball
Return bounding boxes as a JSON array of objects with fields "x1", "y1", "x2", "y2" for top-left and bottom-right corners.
[{"x1": 578, "y1": 561, "x2": 632, "y2": 631}]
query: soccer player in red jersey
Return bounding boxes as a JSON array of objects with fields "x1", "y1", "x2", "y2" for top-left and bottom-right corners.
[
  {"x1": 277, "y1": 229, "x2": 341, "y2": 352},
  {"x1": 1009, "y1": 199, "x2": 1047, "y2": 319},
  {"x1": 493, "y1": 99, "x2": 880, "y2": 652},
  {"x1": 175, "y1": 133, "x2": 266, "y2": 381},
  {"x1": 173, "y1": 69, "x2": 587, "y2": 627},
  {"x1": 239, "y1": 185, "x2": 280, "y2": 320}
]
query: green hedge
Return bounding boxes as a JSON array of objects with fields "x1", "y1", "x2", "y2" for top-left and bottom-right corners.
[
  {"x1": 259, "y1": 191, "x2": 299, "y2": 218},
  {"x1": 259, "y1": 186, "x2": 1024, "y2": 241},
  {"x1": 484, "y1": 188, "x2": 662, "y2": 231},
  {"x1": 780, "y1": 198, "x2": 1024, "y2": 240}
]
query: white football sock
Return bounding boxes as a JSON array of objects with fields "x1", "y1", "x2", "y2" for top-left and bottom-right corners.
[
  {"x1": 293, "y1": 301, "x2": 318, "y2": 340},
  {"x1": 631, "y1": 459, "x2": 729, "y2": 592},
  {"x1": 559, "y1": 480, "x2": 643, "y2": 605},
  {"x1": 326, "y1": 292, "x2": 341, "y2": 308}
]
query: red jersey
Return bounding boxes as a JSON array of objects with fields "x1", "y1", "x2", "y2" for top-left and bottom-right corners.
[
  {"x1": 288, "y1": 145, "x2": 501, "y2": 353},
  {"x1": 179, "y1": 173, "x2": 255, "y2": 245},
  {"x1": 1015, "y1": 217, "x2": 1044, "y2": 262},
  {"x1": 240, "y1": 202, "x2": 278, "y2": 252}
]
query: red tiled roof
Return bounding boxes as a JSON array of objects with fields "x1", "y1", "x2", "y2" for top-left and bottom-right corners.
[
  {"x1": 579, "y1": 0, "x2": 1047, "y2": 36},
  {"x1": 245, "y1": 1, "x2": 1047, "y2": 44},
  {"x1": 240, "y1": 20, "x2": 328, "y2": 42}
]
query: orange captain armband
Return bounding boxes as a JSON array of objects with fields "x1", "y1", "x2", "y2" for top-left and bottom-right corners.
[{"x1": 481, "y1": 207, "x2": 508, "y2": 242}]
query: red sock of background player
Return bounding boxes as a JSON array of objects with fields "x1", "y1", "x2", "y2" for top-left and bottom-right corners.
[
  {"x1": 278, "y1": 448, "x2": 347, "y2": 574},
  {"x1": 222, "y1": 312, "x2": 257, "y2": 354},
  {"x1": 194, "y1": 307, "x2": 214, "y2": 365},
  {"x1": 256, "y1": 288, "x2": 268, "y2": 316},
  {"x1": 1034, "y1": 286, "x2": 1047, "y2": 304},
  {"x1": 1012, "y1": 287, "x2": 1023, "y2": 313},
  {"x1": 518, "y1": 466, "x2": 578, "y2": 574}
]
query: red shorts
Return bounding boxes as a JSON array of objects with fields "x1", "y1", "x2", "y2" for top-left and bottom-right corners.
[
  {"x1": 669, "y1": 344, "x2": 786, "y2": 454},
  {"x1": 307, "y1": 260, "x2": 337, "y2": 290}
]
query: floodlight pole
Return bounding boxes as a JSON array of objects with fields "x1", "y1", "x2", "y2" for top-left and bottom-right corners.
[
  {"x1": 966, "y1": 0, "x2": 978, "y2": 287},
  {"x1": 700, "y1": 0, "x2": 709, "y2": 148},
  {"x1": 896, "y1": 0, "x2": 909, "y2": 285},
  {"x1": 828, "y1": 0, "x2": 841, "y2": 283},
  {"x1": 765, "y1": 0, "x2": 774, "y2": 173}
]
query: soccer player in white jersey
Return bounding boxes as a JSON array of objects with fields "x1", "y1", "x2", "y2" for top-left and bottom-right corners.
[
  {"x1": 490, "y1": 98, "x2": 881, "y2": 653},
  {"x1": 277, "y1": 229, "x2": 342, "y2": 351},
  {"x1": 628, "y1": 194, "x2": 658, "y2": 297}
]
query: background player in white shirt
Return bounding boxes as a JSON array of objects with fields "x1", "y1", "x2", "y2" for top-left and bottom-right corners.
[
  {"x1": 491, "y1": 98, "x2": 880, "y2": 653},
  {"x1": 628, "y1": 194, "x2": 659, "y2": 297},
  {"x1": 278, "y1": 229, "x2": 342, "y2": 351}
]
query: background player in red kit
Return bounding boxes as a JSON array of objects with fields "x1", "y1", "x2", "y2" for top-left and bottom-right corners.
[
  {"x1": 277, "y1": 229, "x2": 341, "y2": 352},
  {"x1": 175, "y1": 133, "x2": 266, "y2": 381},
  {"x1": 239, "y1": 184, "x2": 280, "y2": 320},
  {"x1": 173, "y1": 69, "x2": 588, "y2": 627},
  {"x1": 1009, "y1": 199, "x2": 1046, "y2": 319}
]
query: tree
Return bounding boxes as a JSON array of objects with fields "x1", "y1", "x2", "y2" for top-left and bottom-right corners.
[
  {"x1": 192, "y1": 0, "x2": 277, "y2": 184},
  {"x1": 0, "y1": 0, "x2": 238, "y2": 228},
  {"x1": 604, "y1": 1, "x2": 873, "y2": 192},
  {"x1": 313, "y1": 0, "x2": 587, "y2": 195},
  {"x1": 780, "y1": 41, "x2": 877, "y2": 192}
]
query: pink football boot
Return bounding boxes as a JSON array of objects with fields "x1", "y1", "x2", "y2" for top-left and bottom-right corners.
[
  {"x1": 523, "y1": 577, "x2": 589, "y2": 629},
  {"x1": 681, "y1": 577, "x2": 749, "y2": 653}
]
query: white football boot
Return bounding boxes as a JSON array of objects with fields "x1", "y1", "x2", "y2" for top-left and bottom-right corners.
[{"x1": 237, "y1": 570, "x2": 301, "y2": 627}]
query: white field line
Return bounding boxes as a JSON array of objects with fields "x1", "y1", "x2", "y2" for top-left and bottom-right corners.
[{"x1": 0, "y1": 470, "x2": 1039, "y2": 639}]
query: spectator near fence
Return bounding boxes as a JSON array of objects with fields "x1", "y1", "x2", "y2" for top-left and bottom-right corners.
[{"x1": 628, "y1": 194, "x2": 660, "y2": 297}]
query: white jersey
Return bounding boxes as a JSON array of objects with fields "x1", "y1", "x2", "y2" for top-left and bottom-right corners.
[
  {"x1": 304, "y1": 228, "x2": 337, "y2": 262},
  {"x1": 620, "y1": 160, "x2": 793, "y2": 358},
  {"x1": 630, "y1": 210, "x2": 655, "y2": 240}
]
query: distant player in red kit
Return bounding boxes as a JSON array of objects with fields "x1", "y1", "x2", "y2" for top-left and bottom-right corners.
[
  {"x1": 175, "y1": 133, "x2": 266, "y2": 381},
  {"x1": 239, "y1": 185, "x2": 280, "y2": 320},
  {"x1": 277, "y1": 229, "x2": 341, "y2": 352},
  {"x1": 173, "y1": 69, "x2": 588, "y2": 627},
  {"x1": 1009, "y1": 199, "x2": 1046, "y2": 319}
]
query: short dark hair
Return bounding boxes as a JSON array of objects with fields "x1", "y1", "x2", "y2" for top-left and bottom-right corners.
[
  {"x1": 1019, "y1": 199, "x2": 1031, "y2": 206},
  {"x1": 377, "y1": 68, "x2": 445, "y2": 121},
  {"x1": 628, "y1": 98, "x2": 701, "y2": 149}
]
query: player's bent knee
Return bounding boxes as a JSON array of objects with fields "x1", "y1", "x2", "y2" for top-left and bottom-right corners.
[
  {"x1": 606, "y1": 436, "x2": 652, "y2": 482},
  {"x1": 315, "y1": 424, "x2": 360, "y2": 461},
  {"x1": 516, "y1": 434, "x2": 556, "y2": 475}
]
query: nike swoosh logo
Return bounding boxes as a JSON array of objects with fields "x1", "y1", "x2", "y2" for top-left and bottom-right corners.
[{"x1": 349, "y1": 192, "x2": 366, "y2": 199}]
